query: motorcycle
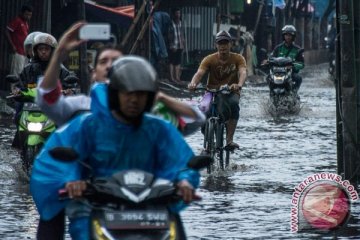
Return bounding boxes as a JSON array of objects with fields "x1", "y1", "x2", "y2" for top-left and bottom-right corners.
[
  {"x1": 6, "y1": 75, "x2": 55, "y2": 176},
  {"x1": 265, "y1": 57, "x2": 300, "y2": 114},
  {"x1": 50, "y1": 147, "x2": 211, "y2": 240},
  {"x1": 6, "y1": 75, "x2": 78, "y2": 177}
]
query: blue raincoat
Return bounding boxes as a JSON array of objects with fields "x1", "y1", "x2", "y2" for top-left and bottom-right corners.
[{"x1": 30, "y1": 83, "x2": 198, "y2": 239}]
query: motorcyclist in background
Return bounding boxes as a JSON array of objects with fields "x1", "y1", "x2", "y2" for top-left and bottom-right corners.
[
  {"x1": 269, "y1": 25, "x2": 305, "y2": 91},
  {"x1": 17, "y1": 33, "x2": 74, "y2": 90},
  {"x1": 30, "y1": 56, "x2": 200, "y2": 240},
  {"x1": 23, "y1": 31, "x2": 42, "y2": 63},
  {"x1": 11, "y1": 33, "x2": 76, "y2": 149}
]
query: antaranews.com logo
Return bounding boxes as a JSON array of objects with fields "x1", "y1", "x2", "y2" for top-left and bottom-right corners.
[{"x1": 291, "y1": 172, "x2": 358, "y2": 232}]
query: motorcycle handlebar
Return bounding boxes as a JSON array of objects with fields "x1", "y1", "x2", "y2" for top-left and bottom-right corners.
[
  {"x1": 6, "y1": 94, "x2": 21, "y2": 99},
  {"x1": 58, "y1": 182, "x2": 202, "y2": 202}
]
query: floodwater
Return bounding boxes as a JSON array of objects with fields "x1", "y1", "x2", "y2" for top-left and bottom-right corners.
[{"x1": 0, "y1": 63, "x2": 359, "y2": 239}]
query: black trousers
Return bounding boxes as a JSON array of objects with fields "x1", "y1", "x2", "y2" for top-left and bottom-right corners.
[
  {"x1": 37, "y1": 210, "x2": 65, "y2": 240},
  {"x1": 292, "y1": 73, "x2": 302, "y2": 91}
]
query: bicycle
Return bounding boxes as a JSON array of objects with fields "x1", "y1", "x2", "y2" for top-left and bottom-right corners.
[{"x1": 196, "y1": 86, "x2": 236, "y2": 174}]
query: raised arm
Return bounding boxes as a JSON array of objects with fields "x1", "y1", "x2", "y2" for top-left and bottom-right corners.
[
  {"x1": 36, "y1": 22, "x2": 88, "y2": 126},
  {"x1": 41, "y1": 22, "x2": 86, "y2": 91},
  {"x1": 156, "y1": 91, "x2": 200, "y2": 119}
]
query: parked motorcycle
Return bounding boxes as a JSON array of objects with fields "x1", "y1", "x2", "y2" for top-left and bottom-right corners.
[
  {"x1": 50, "y1": 147, "x2": 211, "y2": 240},
  {"x1": 265, "y1": 57, "x2": 300, "y2": 114}
]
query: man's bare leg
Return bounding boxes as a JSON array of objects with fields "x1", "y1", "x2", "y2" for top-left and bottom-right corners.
[
  {"x1": 169, "y1": 64, "x2": 176, "y2": 83},
  {"x1": 226, "y1": 119, "x2": 239, "y2": 148},
  {"x1": 175, "y1": 64, "x2": 182, "y2": 82}
]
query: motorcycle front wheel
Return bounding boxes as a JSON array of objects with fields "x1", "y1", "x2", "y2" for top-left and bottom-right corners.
[{"x1": 22, "y1": 145, "x2": 41, "y2": 177}]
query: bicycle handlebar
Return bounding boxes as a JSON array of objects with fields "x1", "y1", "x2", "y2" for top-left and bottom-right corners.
[{"x1": 193, "y1": 86, "x2": 231, "y2": 94}]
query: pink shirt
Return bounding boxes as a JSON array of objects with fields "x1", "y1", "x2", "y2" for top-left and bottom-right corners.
[{"x1": 7, "y1": 16, "x2": 29, "y2": 55}]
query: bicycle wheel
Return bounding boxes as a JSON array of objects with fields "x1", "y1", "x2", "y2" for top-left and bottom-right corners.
[
  {"x1": 205, "y1": 120, "x2": 216, "y2": 174},
  {"x1": 216, "y1": 121, "x2": 225, "y2": 170},
  {"x1": 225, "y1": 149, "x2": 230, "y2": 168}
]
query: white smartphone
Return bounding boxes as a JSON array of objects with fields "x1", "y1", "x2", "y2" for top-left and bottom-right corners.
[{"x1": 79, "y1": 23, "x2": 111, "y2": 40}]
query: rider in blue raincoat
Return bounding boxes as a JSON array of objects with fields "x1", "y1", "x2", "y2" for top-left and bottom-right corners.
[{"x1": 30, "y1": 56, "x2": 199, "y2": 240}]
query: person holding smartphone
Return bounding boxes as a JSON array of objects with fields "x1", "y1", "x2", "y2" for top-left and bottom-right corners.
[{"x1": 37, "y1": 22, "x2": 204, "y2": 131}]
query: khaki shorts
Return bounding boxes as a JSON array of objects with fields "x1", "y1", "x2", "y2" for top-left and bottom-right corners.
[
  {"x1": 10, "y1": 53, "x2": 26, "y2": 91},
  {"x1": 10, "y1": 53, "x2": 26, "y2": 76}
]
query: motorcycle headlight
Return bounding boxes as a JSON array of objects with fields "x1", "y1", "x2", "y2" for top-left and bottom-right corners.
[
  {"x1": 274, "y1": 76, "x2": 285, "y2": 84},
  {"x1": 27, "y1": 122, "x2": 43, "y2": 132}
]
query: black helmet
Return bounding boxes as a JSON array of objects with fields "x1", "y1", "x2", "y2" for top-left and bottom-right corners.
[
  {"x1": 282, "y1": 25, "x2": 296, "y2": 37},
  {"x1": 215, "y1": 30, "x2": 232, "y2": 43},
  {"x1": 108, "y1": 56, "x2": 158, "y2": 113}
]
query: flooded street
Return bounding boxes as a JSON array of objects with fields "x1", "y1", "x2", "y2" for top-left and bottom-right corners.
[
  {"x1": 0, "y1": 63, "x2": 359, "y2": 239},
  {"x1": 184, "y1": 63, "x2": 360, "y2": 239}
]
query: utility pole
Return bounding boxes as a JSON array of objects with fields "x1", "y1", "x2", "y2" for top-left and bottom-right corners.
[
  {"x1": 336, "y1": 0, "x2": 360, "y2": 186},
  {"x1": 78, "y1": 0, "x2": 89, "y2": 94}
]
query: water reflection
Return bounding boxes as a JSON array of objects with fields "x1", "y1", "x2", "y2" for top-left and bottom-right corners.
[{"x1": 203, "y1": 175, "x2": 236, "y2": 193}]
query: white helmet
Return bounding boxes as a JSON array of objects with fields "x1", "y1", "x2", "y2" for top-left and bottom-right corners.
[
  {"x1": 33, "y1": 33, "x2": 58, "y2": 51},
  {"x1": 24, "y1": 31, "x2": 42, "y2": 49}
]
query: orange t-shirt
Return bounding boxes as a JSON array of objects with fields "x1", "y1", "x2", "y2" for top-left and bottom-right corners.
[{"x1": 199, "y1": 52, "x2": 246, "y2": 90}]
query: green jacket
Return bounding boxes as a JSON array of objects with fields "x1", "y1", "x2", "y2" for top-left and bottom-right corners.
[{"x1": 271, "y1": 42, "x2": 305, "y2": 73}]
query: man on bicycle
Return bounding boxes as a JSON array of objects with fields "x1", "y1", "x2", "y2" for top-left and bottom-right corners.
[{"x1": 188, "y1": 30, "x2": 247, "y2": 149}]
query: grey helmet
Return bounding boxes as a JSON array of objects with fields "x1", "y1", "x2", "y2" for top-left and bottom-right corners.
[
  {"x1": 282, "y1": 25, "x2": 296, "y2": 38},
  {"x1": 32, "y1": 33, "x2": 58, "y2": 60},
  {"x1": 24, "y1": 31, "x2": 42, "y2": 50},
  {"x1": 108, "y1": 56, "x2": 158, "y2": 113},
  {"x1": 33, "y1": 33, "x2": 58, "y2": 51}
]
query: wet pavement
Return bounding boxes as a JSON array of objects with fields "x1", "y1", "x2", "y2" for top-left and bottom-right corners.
[{"x1": 0, "y1": 63, "x2": 359, "y2": 239}]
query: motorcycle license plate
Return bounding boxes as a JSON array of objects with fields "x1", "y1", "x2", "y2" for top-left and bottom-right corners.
[
  {"x1": 104, "y1": 210, "x2": 169, "y2": 230},
  {"x1": 23, "y1": 102, "x2": 41, "y2": 111}
]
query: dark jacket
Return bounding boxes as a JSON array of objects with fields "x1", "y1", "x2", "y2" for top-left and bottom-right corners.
[
  {"x1": 19, "y1": 60, "x2": 72, "y2": 89},
  {"x1": 271, "y1": 42, "x2": 305, "y2": 73}
]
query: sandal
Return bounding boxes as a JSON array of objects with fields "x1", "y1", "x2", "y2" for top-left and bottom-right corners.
[{"x1": 226, "y1": 142, "x2": 239, "y2": 150}]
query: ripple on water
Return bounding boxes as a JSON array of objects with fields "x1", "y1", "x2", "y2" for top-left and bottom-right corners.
[{"x1": 0, "y1": 64, "x2": 359, "y2": 239}]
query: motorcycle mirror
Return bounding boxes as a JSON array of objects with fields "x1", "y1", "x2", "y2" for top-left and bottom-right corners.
[
  {"x1": 49, "y1": 147, "x2": 94, "y2": 174},
  {"x1": 49, "y1": 147, "x2": 79, "y2": 162},
  {"x1": 5, "y1": 74, "x2": 20, "y2": 83},
  {"x1": 187, "y1": 155, "x2": 212, "y2": 170}
]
